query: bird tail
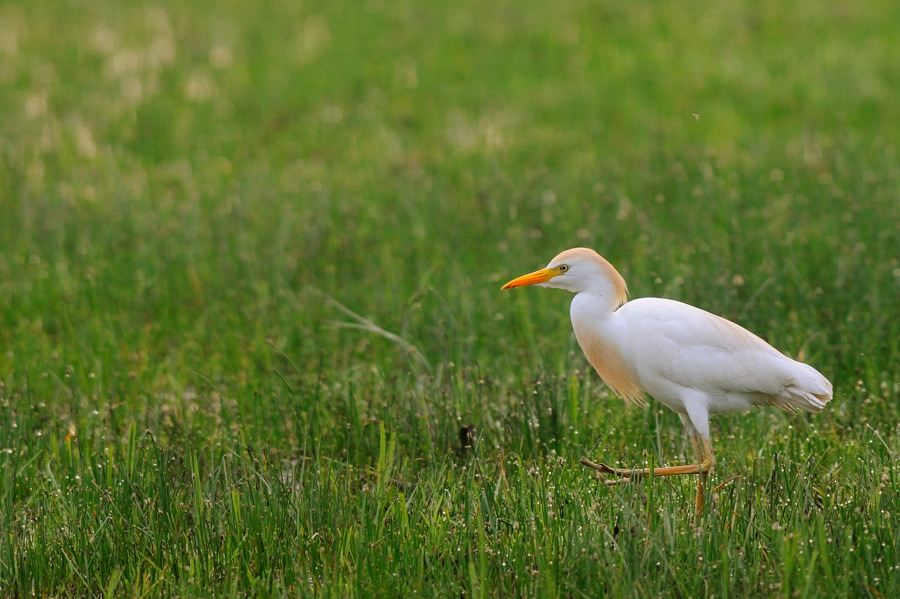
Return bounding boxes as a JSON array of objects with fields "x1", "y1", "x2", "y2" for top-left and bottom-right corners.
[{"x1": 777, "y1": 363, "x2": 833, "y2": 414}]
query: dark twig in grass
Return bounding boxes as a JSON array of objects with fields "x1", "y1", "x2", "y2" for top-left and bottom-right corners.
[{"x1": 711, "y1": 474, "x2": 741, "y2": 493}]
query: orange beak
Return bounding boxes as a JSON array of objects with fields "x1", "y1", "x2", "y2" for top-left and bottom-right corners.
[{"x1": 501, "y1": 268, "x2": 559, "y2": 290}]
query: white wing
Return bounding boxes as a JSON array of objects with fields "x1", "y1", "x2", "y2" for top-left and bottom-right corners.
[{"x1": 611, "y1": 298, "x2": 831, "y2": 414}]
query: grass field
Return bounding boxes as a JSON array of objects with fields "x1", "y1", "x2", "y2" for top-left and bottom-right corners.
[{"x1": 2, "y1": 0, "x2": 899, "y2": 596}]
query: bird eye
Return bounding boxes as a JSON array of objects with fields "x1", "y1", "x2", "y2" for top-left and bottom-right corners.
[{"x1": 559, "y1": 265, "x2": 568, "y2": 272}]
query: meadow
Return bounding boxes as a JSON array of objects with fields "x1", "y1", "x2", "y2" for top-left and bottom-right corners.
[{"x1": 1, "y1": 0, "x2": 899, "y2": 596}]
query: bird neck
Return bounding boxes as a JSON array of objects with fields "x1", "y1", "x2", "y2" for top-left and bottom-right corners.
[{"x1": 570, "y1": 290, "x2": 622, "y2": 320}]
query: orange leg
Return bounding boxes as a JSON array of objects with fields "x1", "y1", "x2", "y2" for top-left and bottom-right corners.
[{"x1": 581, "y1": 436, "x2": 716, "y2": 516}]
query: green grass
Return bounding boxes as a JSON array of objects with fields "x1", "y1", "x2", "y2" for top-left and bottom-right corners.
[{"x1": 1, "y1": 0, "x2": 899, "y2": 595}]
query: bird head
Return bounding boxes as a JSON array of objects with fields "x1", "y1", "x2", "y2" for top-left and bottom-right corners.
[{"x1": 501, "y1": 247, "x2": 628, "y2": 306}]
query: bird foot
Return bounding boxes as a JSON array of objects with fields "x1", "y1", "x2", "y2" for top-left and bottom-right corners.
[
  {"x1": 580, "y1": 457, "x2": 644, "y2": 483},
  {"x1": 580, "y1": 456, "x2": 707, "y2": 479},
  {"x1": 579, "y1": 457, "x2": 613, "y2": 473}
]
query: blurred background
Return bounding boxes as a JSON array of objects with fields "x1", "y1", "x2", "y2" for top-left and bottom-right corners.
[
  {"x1": 3, "y1": 0, "x2": 900, "y2": 594},
  {"x1": 1, "y1": 0, "x2": 898, "y2": 468}
]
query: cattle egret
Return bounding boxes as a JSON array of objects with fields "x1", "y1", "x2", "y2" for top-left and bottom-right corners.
[{"x1": 501, "y1": 247, "x2": 832, "y2": 514}]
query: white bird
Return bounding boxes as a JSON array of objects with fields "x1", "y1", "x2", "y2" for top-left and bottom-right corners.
[{"x1": 501, "y1": 247, "x2": 832, "y2": 514}]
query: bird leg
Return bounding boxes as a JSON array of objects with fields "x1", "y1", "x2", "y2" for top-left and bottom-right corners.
[
  {"x1": 693, "y1": 436, "x2": 715, "y2": 515},
  {"x1": 580, "y1": 436, "x2": 716, "y2": 514}
]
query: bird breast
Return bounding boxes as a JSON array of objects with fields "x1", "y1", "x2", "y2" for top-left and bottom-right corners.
[{"x1": 570, "y1": 293, "x2": 646, "y2": 406}]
